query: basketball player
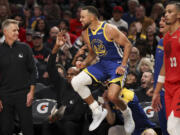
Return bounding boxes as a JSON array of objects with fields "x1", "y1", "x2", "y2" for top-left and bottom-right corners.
[
  {"x1": 71, "y1": 6, "x2": 135, "y2": 133},
  {"x1": 152, "y1": 15, "x2": 169, "y2": 135},
  {"x1": 152, "y1": 1, "x2": 180, "y2": 135}
]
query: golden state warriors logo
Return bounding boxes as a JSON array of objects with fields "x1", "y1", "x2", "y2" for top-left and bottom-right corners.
[{"x1": 91, "y1": 39, "x2": 107, "y2": 57}]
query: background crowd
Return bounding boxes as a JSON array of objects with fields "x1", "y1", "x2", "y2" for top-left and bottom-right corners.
[{"x1": 0, "y1": 0, "x2": 172, "y2": 135}]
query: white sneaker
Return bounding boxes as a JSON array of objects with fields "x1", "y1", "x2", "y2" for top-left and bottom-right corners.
[
  {"x1": 89, "y1": 106, "x2": 108, "y2": 131},
  {"x1": 122, "y1": 107, "x2": 135, "y2": 134}
]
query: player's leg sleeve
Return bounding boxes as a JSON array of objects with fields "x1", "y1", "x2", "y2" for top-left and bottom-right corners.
[{"x1": 71, "y1": 71, "x2": 92, "y2": 99}]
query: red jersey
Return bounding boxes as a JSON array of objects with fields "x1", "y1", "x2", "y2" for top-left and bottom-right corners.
[
  {"x1": 18, "y1": 27, "x2": 26, "y2": 42},
  {"x1": 164, "y1": 27, "x2": 180, "y2": 83},
  {"x1": 70, "y1": 19, "x2": 82, "y2": 36}
]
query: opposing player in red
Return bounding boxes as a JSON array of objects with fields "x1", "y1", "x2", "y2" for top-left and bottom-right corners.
[{"x1": 152, "y1": 1, "x2": 180, "y2": 135}]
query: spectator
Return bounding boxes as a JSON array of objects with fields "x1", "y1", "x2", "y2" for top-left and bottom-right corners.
[
  {"x1": 63, "y1": 10, "x2": 72, "y2": 22},
  {"x1": 13, "y1": 14, "x2": 26, "y2": 42},
  {"x1": 9, "y1": 4, "x2": 24, "y2": 18},
  {"x1": 34, "y1": 18, "x2": 49, "y2": 41},
  {"x1": 43, "y1": 0, "x2": 61, "y2": 21},
  {"x1": 44, "y1": 26, "x2": 60, "y2": 50},
  {"x1": 58, "y1": 19, "x2": 78, "y2": 44},
  {"x1": 150, "y1": 2, "x2": 164, "y2": 26},
  {"x1": 32, "y1": 32, "x2": 50, "y2": 62},
  {"x1": 32, "y1": 31, "x2": 51, "y2": 85},
  {"x1": 128, "y1": 22, "x2": 146, "y2": 45},
  {"x1": 45, "y1": 37, "x2": 87, "y2": 135},
  {"x1": 23, "y1": 29, "x2": 34, "y2": 48},
  {"x1": 135, "y1": 71, "x2": 154, "y2": 102},
  {"x1": 58, "y1": 46, "x2": 73, "y2": 70},
  {"x1": 135, "y1": 5, "x2": 155, "y2": 35},
  {"x1": 108, "y1": 6, "x2": 128, "y2": 29},
  {"x1": 69, "y1": 6, "x2": 82, "y2": 36},
  {"x1": 23, "y1": 7, "x2": 32, "y2": 28},
  {"x1": 0, "y1": 0, "x2": 11, "y2": 13},
  {"x1": 69, "y1": 0, "x2": 82, "y2": 18},
  {"x1": 137, "y1": 57, "x2": 154, "y2": 74},
  {"x1": 125, "y1": 71, "x2": 139, "y2": 89},
  {"x1": 95, "y1": 0, "x2": 112, "y2": 20},
  {"x1": 30, "y1": 5, "x2": 45, "y2": 29},
  {"x1": 128, "y1": 47, "x2": 140, "y2": 73},
  {"x1": 122, "y1": 0, "x2": 139, "y2": 26},
  {"x1": 135, "y1": 39, "x2": 149, "y2": 59},
  {"x1": 128, "y1": 22, "x2": 138, "y2": 44},
  {"x1": 146, "y1": 25, "x2": 159, "y2": 57},
  {"x1": 0, "y1": 5, "x2": 10, "y2": 24}
]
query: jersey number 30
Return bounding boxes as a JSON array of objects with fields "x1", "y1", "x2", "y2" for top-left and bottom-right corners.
[{"x1": 170, "y1": 57, "x2": 177, "y2": 67}]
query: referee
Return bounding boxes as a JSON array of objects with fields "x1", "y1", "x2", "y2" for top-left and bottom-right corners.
[{"x1": 0, "y1": 19, "x2": 38, "y2": 135}]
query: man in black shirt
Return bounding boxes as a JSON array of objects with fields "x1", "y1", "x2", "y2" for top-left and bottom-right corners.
[
  {"x1": 0, "y1": 19, "x2": 37, "y2": 135},
  {"x1": 32, "y1": 31, "x2": 51, "y2": 85},
  {"x1": 135, "y1": 71, "x2": 154, "y2": 102},
  {"x1": 45, "y1": 32, "x2": 87, "y2": 135}
]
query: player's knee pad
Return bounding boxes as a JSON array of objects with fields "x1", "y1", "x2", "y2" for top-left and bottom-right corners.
[
  {"x1": 71, "y1": 71, "x2": 92, "y2": 98},
  {"x1": 167, "y1": 111, "x2": 180, "y2": 135},
  {"x1": 71, "y1": 71, "x2": 92, "y2": 91}
]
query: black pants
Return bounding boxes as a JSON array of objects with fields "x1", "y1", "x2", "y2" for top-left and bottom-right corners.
[
  {"x1": 42, "y1": 120, "x2": 82, "y2": 135},
  {"x1": 0, "y1": 91, "x2": 34, "y2": 135}
]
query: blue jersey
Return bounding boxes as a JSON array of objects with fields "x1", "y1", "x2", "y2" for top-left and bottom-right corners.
[
  {"x1": 154, "y1": 39, "x2": 164, "y2": 88},
  {"x1": 154, "y1": 39, "x2": 169, "y2": 135},
  {"x1": 84, "y1": 22, "x2": 125, "y2": 84},
  {"x1": 87, "y1": 22, "x2": 123, "y2": 61}
]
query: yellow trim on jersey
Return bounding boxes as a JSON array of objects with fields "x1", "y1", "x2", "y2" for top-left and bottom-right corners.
[
  {"x1": 103, "y1": 23, "x2": 113, "y2": 42},
  {"x1": 109, "y1": 76, "x2": 124, "y2": 86},
  {"x1": 83, "y1": 68, "x2": 100, "y2": 82},
  {"x1": 87, "y1": 29, "x2": 90, "y2": 45},
  {"x1": 119, "y1": 88, "x2": 134, "y2": 103},
  {"x1": 91, "y1": 22, "x2": 104, "y2": 35},
  {"x1": 157, "y1": 45, "x2": 164, "y2": 50}
]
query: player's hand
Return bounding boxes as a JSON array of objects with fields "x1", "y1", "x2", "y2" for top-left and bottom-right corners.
[
  {"x1": 0, "y1": 100, "x2": 3, "y2": 112},
  {"x1": 26, "y1": 91, "x2": 34, "y2": 107},
  {"x1": 151, "y1": 92, "x2": 162, "y2": 112},
  {"x1": 116, "y1": 65, "x2": 126, "y2": 75},
  {"x1": 55, "y1": 31, "x2": 66, "y2": 48},
  {"x1": 76, "y1": 61, "x2": 86, "y2": 69}
]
